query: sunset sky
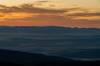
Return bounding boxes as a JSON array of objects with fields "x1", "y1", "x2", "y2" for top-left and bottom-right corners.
[{"x1": 0, "y1": 0, "x2": 100, "y2": 28}]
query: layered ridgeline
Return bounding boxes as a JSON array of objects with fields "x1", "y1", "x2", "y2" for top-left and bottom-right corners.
[{"x1": 0, "y1": 26, "x2": 100, "y2": 61}]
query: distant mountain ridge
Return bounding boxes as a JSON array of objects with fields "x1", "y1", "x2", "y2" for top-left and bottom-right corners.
[{"x1": 0, "y1": 26, "x2": 99, "y2": 30}]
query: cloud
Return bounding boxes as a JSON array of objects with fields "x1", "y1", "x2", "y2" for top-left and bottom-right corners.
[
  {"x1": 0, "y1": 4, "x2": 89, "y2": 14},
  {"x1": 0, "y1": 4, "x2": 99, "y2": 20},
  {"x1": 0, "y1": 12, "x2": 34, "y2": 20},
  {"x1": 0, "y1": 4, "x2": 100, "y2": 28},
  {"x1": 64, "y1": 12, "x2": 100, "y2": 20},
  {"x1": 0, "y1": 4, "x2": 67, "y2": 26},
  {"x1": 0, "y1": 4, "x2": 8, "y2": 8},
  {"x1": 0, "y1": 4, "x2": 65, "y2": 13},
  {"x1": 67, "y1": 12, "x2": 100, "y2": 16},
  {"x1": 73, "y1": 16, "x2": 100, "y2": 20},
  {"x1": 0, "y1": 4, "x2": 66, "y2": 21},
  {"x1": 35, "y1": 1, "x2": 49, "y2": 3}
]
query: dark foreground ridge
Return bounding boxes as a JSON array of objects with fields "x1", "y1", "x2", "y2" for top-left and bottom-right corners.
[{"x1": 0, "y1": 49, "x2": 100, "y2": 66}]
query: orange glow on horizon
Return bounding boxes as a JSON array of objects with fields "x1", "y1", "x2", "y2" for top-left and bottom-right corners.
[
  {"x1": 0, "y1": 12, "x2": 62, "y2": 20},
  {"x1": 0, "y1": 19, "x2": 100, "y2": 28},
  {"x1": 0, "y1": 13, "x2": 39, "y2": 20},
  {"x1": 0, "y1": 21, "x2": 66, "y2": 26}
]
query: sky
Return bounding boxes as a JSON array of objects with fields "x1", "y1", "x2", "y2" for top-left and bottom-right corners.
[
  {"x1": 0, "y1": 0, "x2": 100, "y2": 8},
  {"x1": 0, "y1": 0, "x2": 100, "y2": 28}
]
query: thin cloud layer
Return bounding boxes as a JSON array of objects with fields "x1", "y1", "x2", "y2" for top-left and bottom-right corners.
[
  {"x1": 0, "y1": 4, "x2": 65, "y2": 13},
  {"x1": 67, "y1": 12, "x2": 100, "y2": 16},
  {"x1": 67, "y1": 12, "x2": 100, "y2": 20},
  {"x1": 0, "y1": 3, "x2": 100, "y2": 28}
]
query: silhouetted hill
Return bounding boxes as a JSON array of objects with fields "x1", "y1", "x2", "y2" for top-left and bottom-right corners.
[
  {"x1": 0, "y1": 49, "x2": 73, "y2": 65},
  {"x1": 0, "y1": 49, "x2": 100, "y2": 66}
]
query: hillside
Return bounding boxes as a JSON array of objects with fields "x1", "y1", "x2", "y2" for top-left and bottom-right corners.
[{"x1": 0, "y1": 49, "x2": 100, "y2": 66}]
